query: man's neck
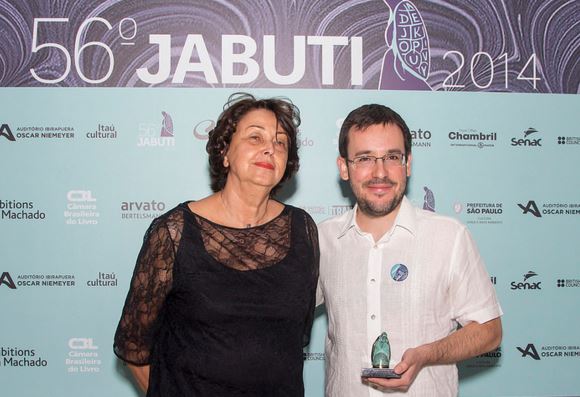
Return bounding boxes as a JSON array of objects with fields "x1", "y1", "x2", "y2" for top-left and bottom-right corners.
[{"x1": 355, "y1": 206, "x2": 401, "y2": 243}]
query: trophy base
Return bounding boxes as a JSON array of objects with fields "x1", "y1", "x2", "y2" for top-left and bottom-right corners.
[{"x1": 361, "y1": 367, "x2": 401, "y2": 379}]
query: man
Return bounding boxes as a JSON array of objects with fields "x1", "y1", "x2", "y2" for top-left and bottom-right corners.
[{"x1": 317, "y1": 104, "x2": 502, "y2": 396}]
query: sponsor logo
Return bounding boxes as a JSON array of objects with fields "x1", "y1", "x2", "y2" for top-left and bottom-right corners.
[
  {"x1": 66, "y1": 338, "x2": 102, "y2": 373},
  {"x1": 0, "y1": 124, "x2": 16, "y2": 141},
  {"x1": 379, "y1": 0, "x2": 430, "y2": 90},
  {"x1": 465, "y1": 203, "x2": 503, "y2": 215},
  {"x1": 411, "y1": 128, "x2": 432, "y2": 148},
  {"x1": 160, "y1": 111, "x2": 173, "y2": 137},
  {"x1": 86, "y1": 124, "x2": 118, "y2": 139},
  {"x1": 121, "y1": 200, "x2": 166, "y2": 220},
  {"x1": 523, "y1": 271, "x2": 536, "y2": 281},
  {"x1": 7, "y1": 125, "x2": 75, "y2": 140},
  {"x1": 510, "y1": 271, "x2": 541, "y2": 290},
  {"x1": 300, "y1": 206, "x2": 327, "y2": 216},
  {"x1": 518, "y1": 343, "x2": 580, "y2": 360},
  {"x1": 0, "y1": 347, "x2": 48, "y2": 368},
  {"x1": 557, "y1": 278, "x2": 580, "y2": 288},
  {"x1": 0, "y1": 272, "x2": 17, "y2": 289},
  {"x1": 297, "y1": 130, "x2": 314, "y2": 148},
  {"x1": 137, "y1": 111, "x2": 176, "y2": 148},
  {"x1": 193, "y1": 119, "x2": 215, "y2": 140},
  {"x1": 86, "y1": 272, "x2": 118, "y2": 287},
  {"x1": 517, "y1": 344, "x2": 540, "y2": 360},
  {"x1": 463, "y1": 346, "x2": 502, "y2": 368},
  {"x1": 328, "y1": 205, "x2": 351, "y2": 216},
  {"x1": 541, "y1": 202, "x2": 580, "y2": 216},
  {"x1": 0, "y1": 199, "x2": 46, "y2": 221},
  {"x1": 303, "y1": 352, "x2": 325, "y2": 361},
  {"x1": 557, "y1": 136, "x2": 580, "y2": 145},
  {"x1": 478, "y1": 346, "x2": 502, "y2": 359},
  {"x1": 11, "y1": 273, "x2": 76, "y2": 288},
  {"x1": 456, "y1": 201, "x2": 504, "y2": 225},
  {"x1": 518, "y1": 200, "x2": 580, "y2": 217},
  {"x1": 511, "y1": 127, "x2": 542, "y2": 147},
  {"x1": 65, "y1": 191, "x2": 100, "y2": 225},
  {"x1": 448, "y1": 128, "x2": 496, "y2": 148},
  {"x1": 423, "y1": 186, "x2": 435, "y2": 212},
  {"x1": 135, "y1": 34, "x2": 362, "y2": 87},
  {"x1": 518, "y1": 200, "x2": 541, "y2": 217}
]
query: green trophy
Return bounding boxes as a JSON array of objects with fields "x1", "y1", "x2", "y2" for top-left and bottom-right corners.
[{"x1": 361, "y1": 332, "x2": 401, "y2": 379}]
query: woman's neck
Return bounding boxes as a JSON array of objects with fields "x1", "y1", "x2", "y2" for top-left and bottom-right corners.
[{"x1": 219, "y1": 185, "x2": 271, "y2": 228}]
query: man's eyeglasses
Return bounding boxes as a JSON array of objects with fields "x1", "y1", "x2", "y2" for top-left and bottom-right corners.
[{"x1": 346, "y1": 153, "x2": 407, "y2": 169}]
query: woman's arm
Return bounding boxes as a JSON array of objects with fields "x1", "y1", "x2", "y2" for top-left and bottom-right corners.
[{"x1": 127, "y1": 363, "x2": 150, "y2": 393}]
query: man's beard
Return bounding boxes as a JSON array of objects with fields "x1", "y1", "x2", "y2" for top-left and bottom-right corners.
[{"x1": 355, "y1": 177, "x2": 406, "y2": 218}]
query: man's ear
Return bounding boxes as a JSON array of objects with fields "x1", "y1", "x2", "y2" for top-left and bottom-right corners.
[
  {"x1": 337, "y1": 156, "x2": 349, "y2": 181},
  {"x1": 405, "y1": 152, "x2": 412, "y2": 177}
]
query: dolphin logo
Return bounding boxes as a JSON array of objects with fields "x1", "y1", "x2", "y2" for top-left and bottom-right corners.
[
  {"x1": 523, "y1": 128, "x2": 537, "y2": 138},
  {"x1": 523, "y1": 271, "x2": 537, "y2": 282}
]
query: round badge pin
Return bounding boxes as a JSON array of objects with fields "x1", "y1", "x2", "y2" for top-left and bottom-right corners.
[{"x1": 390, "y1": 264, "x2": 408, "y2": 282}]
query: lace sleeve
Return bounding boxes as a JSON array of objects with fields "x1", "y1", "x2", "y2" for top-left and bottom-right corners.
[
  {"x1": 301, "y1": 210, "x2": 320, "y2": 347},
  {"x1": 113, "y1": 215, "x2": 178, "y2": 365}
]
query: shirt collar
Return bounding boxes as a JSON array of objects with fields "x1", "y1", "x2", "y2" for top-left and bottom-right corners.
[
  {"x1": 395, "y1": 196, "x2": 417, "y2": 235},
  {"x1": 337, "y1": 206, "x2": 357, "y2": 238},
  {"x1": 336, "y1": 196, "x2": 417, "y2": 239}
]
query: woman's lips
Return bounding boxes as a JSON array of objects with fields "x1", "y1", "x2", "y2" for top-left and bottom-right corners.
[{"x1": 255, "y1": 162, "x2": 274, "y2": 170}]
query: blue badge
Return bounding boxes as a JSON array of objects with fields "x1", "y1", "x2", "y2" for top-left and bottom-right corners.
[{"x1": 390, "y1": 264, "x2": 408, "y2": 282}]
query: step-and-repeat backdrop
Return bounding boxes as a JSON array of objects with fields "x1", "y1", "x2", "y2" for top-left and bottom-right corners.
[{"x1": 1, "y1": 1, "x2": 579, "y2": 396}]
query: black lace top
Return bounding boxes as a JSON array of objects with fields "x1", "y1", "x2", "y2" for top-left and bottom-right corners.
[{"x1": 114, "y1": 202, "x2": 319, "y2": 397}]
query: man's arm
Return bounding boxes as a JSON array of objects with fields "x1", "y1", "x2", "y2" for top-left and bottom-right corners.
[
  {"x1": 367, "y1": 317, "x2": 502, "y2": 392},
  {"x1": 127, "y1": 363, "x2": 150, "y2": 393}
]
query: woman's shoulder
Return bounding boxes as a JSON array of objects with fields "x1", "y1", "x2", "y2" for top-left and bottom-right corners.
[
  {"x1": 146, "y1": 201, "x2": 192, "y2": 238},
  {"x1": 183, "y1": 195, "x2": 224, "y2": 224},
  {"x1": 155, "y1": 201, "x2": 190, "y2": 221},
  {"x1": 282, "y1": 203, "x2": 316, "y2": 226}
]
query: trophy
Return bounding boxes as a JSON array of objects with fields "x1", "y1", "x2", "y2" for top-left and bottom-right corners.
[{"x1": 361, "y1": 332, "x2": 401, "y2": 379}]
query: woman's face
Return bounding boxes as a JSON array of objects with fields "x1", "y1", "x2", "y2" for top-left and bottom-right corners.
[{"x1": 223, "y1": 108, "x2": 289, "y2": 191}]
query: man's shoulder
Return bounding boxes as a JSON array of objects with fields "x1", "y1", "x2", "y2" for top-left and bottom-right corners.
[{"x1": 411, "y1": 204, "x2": 468, "y2": 235}]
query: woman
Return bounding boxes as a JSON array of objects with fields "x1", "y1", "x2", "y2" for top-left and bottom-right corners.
[{"x1": 114, "y1": 93, "x2": 319, "y2": 396}]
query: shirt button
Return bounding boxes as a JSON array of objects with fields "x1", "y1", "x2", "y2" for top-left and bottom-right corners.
[
  {"x1": 370, "y1": 278, "x2": 376, "y2": 283},
  {"x1": 370, "y1": 314, "x2": 376, "y2": 320}
]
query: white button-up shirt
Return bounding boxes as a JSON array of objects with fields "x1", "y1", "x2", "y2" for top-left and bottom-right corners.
[{"x1": 317, "y1": 197, "x2": 502, "y2": 397}]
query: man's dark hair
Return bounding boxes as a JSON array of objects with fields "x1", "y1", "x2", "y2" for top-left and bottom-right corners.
[
  {"x1": 206, "y1": 92, "x2": 301, "y2": 194},
  {"x1": 338, "y1": 104, "x2": 412, "y2": 158}
]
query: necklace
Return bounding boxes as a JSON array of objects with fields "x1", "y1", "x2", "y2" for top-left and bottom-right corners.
[{"x1": 220, "y1": 191, "x2": 269, "y2": 228}]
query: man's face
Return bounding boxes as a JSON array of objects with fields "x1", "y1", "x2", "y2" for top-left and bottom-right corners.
[{"x1": 338, "y1": 123, "x2": 411, "y2": 218}]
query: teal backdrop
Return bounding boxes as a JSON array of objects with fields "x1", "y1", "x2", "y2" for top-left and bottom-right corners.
[{"x1": 1, "y1": 88, "x2": 579, "y2": 396}]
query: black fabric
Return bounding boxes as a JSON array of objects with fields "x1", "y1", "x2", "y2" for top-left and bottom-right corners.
[{"x1": 114, "y1": 202, "x2": 319, "y2": 397}]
